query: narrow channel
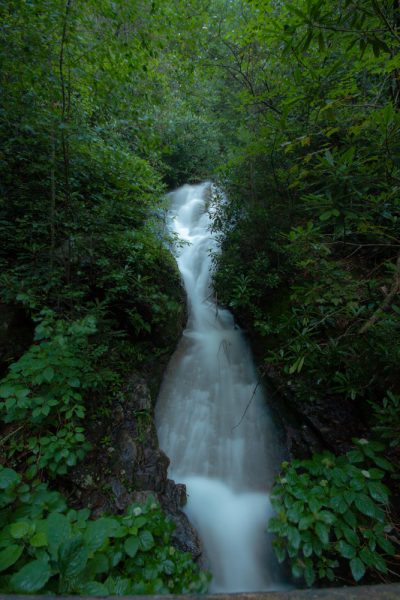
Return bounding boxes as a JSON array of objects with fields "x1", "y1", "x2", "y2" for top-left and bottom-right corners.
[{"x1": 156, "y1": 183, "x2": 284, "y2": 592}]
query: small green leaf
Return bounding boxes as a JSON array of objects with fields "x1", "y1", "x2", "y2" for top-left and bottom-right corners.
[
  {"x1": 287, "y1": 526, "x2": 301, "y2": 549},
  {"x1": 360, "y1": 546, "x2": 378, "y2": 567},
  {"x1": 10, "y1": 522, "x2": 30, "y2": 539},
  {"x1": 350, "y1": 557, "x2": 366, "y2": 582},
  {"x1": 299, "y1": 515, "x2": 314, "y2": 530},
  {"x1": 30, "y1": 532, "x2": 47, "y2": 548},
  {"x1": 319, "y1": 510, "x2": 336, "y2": 525},
  {"x1": 309, "y1": 497, "x2": 322, "y2": 513},
  {"x1": 315, "y1": 522, "x2": 329, "y2": 545},
  {"x1": 373, "y1": 553, "x2": 388, "y2": 573},
  {"x1": 303, "y1": 543, "x2": 313, "y2": 558},
  {"x1": 330, "y1": 495, "x2": 347, "y2": 514},
  {"x1": 337, "y1": 540, "x2": 356, "y2": 559},
  {"x1": 372, "y1": 456, "x2": 394, "y2": 472},
  {"x1": 124, "y1": 536, "x2": 140, "y2": 558},
  {"x1": 43, "y1": 367, "x2": 55, "y2": 382},
  {"x1": 138, "y1": 530, "x2": 154, "y2": 551},
  {"x1": 291, "y1": 561, "x2": 303, "y2": 578},
  {"x1": 377, "y1": 536, "x2": 396, "y2": 555},
  {"x1": 367, "y1": 481, "x2": 389, "y2": 504},
  {"x1": 355, "y1": 494, "x2": 377, "y2": 518},
  {"x1": 274, "y1": 544, "x2": 286, "y2": 563},
  {"x1": 342, "y1": 524, "x2": 359, "y2": 546}
]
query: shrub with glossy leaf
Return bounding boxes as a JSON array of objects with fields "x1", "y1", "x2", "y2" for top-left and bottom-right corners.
[
  {"x1": 0, "y1": 467, "x2": 209, "y2": 595},
  {"x1": 268, "y1": 439, "x2": 396, "y2": 586}
]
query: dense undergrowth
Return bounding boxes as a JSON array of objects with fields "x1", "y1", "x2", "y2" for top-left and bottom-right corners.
[
  {"x1": 209, "y1": 0, "x2": 400, "y2": 587},
  {"x1": 0, "y1": 0, "x2": 210, "y2": 593}
]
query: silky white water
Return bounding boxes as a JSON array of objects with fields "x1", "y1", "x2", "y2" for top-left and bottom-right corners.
[{"x1": 156, "y1": 183, "x2": 283, "y2": 592}]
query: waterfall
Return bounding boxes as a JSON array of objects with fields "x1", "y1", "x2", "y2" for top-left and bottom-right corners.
[{"x1": 156, "y1": 183, "x2": 284, "y2": 592}]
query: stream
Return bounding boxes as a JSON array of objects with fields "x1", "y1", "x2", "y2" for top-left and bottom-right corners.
[{"x1": 155, "y1": 183, "x2": 284, "y2": 592}]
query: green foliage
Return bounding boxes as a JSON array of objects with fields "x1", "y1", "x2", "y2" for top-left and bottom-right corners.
[
  {"x1": 370, "y1": 391, "x2": 400, "y2": 449},
  {"x1": 0, "y1": 311, "x2": 116, "y2": 478},
  {"x1": 0, "y1": 466, "x2": 208, "y2": 595},
  {"x1": 268, "y1": 439, "x2": 396, "y2": 586}
]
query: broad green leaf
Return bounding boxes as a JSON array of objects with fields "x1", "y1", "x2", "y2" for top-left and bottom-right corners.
[
  {"x1": 58, "y1": 538, "x2": 88, "y2": 578},
  {"x1": 10, "y1": 559, "x2": 51, "y2": 592},
  {"x1": 79, "y1": 581, "x2": 109, "y2": 595},
  {"x1": 0, "y1": 469, "x2": 20, "y2": 489},
  {"x1": 46, "y1": 513, "x2": 71, "y2": 557},
  {"x1": 84, "y1": 519, "x2": 110, "y2": 553},
  {"x1": 0, "y1": 545, "x2": 23, "y2": 572}
]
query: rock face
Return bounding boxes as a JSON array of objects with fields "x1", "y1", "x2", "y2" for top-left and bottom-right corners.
[
  {"x1": 265, "y1": 365, "x2": 367, "y2": 460},
  {"x1": 69, "y1": 372, "x2": 202, "y2": 561}
]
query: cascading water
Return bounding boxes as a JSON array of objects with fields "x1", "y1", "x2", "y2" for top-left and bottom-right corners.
[{"x1": 156, "y1": 183, "x2": 284, "y2": 592}]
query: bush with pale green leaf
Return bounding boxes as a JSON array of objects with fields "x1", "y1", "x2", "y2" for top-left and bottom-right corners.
[
  {"x1": 0, "y1": 467, "x2": 209, "y2": 595},
  {"x1": 268, "y1": 439, "x2": 396, "y2": 586}
]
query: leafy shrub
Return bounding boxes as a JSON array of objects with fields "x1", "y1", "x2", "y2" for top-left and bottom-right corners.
[
  {"x1": 0, "y1": 467, "x2": 209, "y2": 595},
  {"x1": 0, "y1": 312, "x2": 111, "y2": 477},
  {"x1": 268, "y1": 439, "x2": 396, "y2": 586}
]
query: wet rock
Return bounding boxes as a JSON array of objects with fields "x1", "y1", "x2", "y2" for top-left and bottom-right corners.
[
  {"x1": 110, "y1": 478, "x2": 132, "y2": 511},
  {"x1": 132, "y1": 490, "x2": 155, "y2": 504},
  {"x1": 124, "y1": 373, "x2": 152, "y2": 411},
  {"x1": 68, "y1": 371, "x2": 203, "y2": 561},
  {"x1": 115, "y1": 430, "x2": 138, "y2": 483},
  {"x1": 160, "y1": 479, "x2": 203, "y2": 560},
  {"x1": 69, "y1": 463, "x2": 99, "y2": 491},
  {"x1": 134, "y1": 447, "x2": 169, "y2": 492}
]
